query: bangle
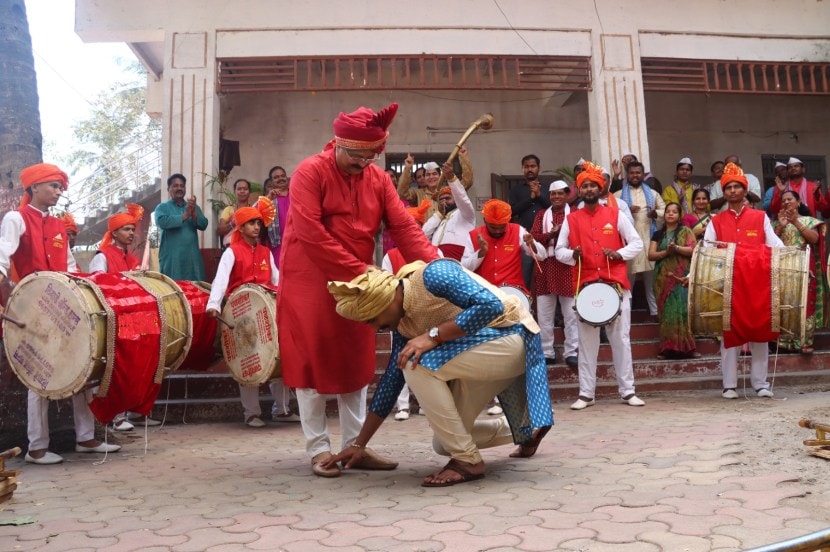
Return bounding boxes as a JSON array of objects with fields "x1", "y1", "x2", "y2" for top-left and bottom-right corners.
[{"x1": 350, "y1": 443, "x2": 365, "y2": 449}]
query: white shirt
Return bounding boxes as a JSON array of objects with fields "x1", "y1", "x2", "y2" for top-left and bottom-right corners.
[
  {"x1": 554, "y1": 207, "x2": 644, "y2": 266},
  {"x1": 89, "y1": 252, "x2": 109, "y2": 273},
  {"x1": 422, "y1": 177, "x2": 476, "y2": 249},
  {"x1": 0, "y1": 207, "x2": 78, "y2": 278},
  {"x1": 207, "y1": 247, "x2": 279, "y2": 312},
  {"x1": 461, "y1": 225, "x2": 547, "y2": 272}
]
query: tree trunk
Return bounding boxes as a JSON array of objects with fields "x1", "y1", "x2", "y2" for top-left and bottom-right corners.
[
  {"x1": 0, "y1": 0, "x2": 42, "y2": 222},
  {"x1": 0, "y1": 0, "x2": 42, "y2": 453}
]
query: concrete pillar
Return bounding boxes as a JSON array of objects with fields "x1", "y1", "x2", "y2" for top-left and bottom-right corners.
[
  {"x1": 586, "y1": 33, "x2": 651, "y2": 172},
  {"x1": 163, "y1": 30, "x2": 220, "y2": 248}
]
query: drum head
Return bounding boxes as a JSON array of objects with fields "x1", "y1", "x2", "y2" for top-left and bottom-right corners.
[
  {"x1": 499, "y1": 285, "x2": 531, "y2": 312},
  {"x1": 220, "y1": 284, "x2": 279, "y2": 386},
  {"x1": 3, "y1": 272, "x2": 103, "y2": 399},
  {"x1": 575, "y1": 282, "x2": 622, "y2": 326}
]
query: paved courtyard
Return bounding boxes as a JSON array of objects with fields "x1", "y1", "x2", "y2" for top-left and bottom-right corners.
[{"x1": 1, "y1": 387, "x2": 829, "y2": 551}]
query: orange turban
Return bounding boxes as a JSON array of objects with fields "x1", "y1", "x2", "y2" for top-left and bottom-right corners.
[
  {"x1": 101, "y1": 204, "x2": 144, "y2": 248},
  {"x1": 720, "y1": 162, "x2": 748, "y2": 190},
  {"x1": 333, "y1": 103, "x2": 398, "y2": 154},
  {"x1": 575, "y1": 161, "x2": 606, "y2": 190},
  {"x1": 437, "y1": 186, "x2": 452, "y2": 198},
  {"x1": 19, "y1": 163, "x2": 69, "y2": 208},
  {"x1": 231, "y1": 197, "x2": 276, "y2": 244},
  {"x1": 60, "y1": 212, "x2": 78, "y2": 233},
  {"x1": 481, "y1": 199, "x2": 512, "y2": 225},
  {"x1": 406, "y1": 199, "x2": 431, "y2": 225}
]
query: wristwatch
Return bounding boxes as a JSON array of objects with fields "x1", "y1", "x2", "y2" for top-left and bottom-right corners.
[{"x1": 428, "y1": 326, "x2": 444, "y2": 345}]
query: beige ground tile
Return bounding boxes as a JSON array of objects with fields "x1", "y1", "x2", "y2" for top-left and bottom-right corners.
[
  {"x1": 559, "y1": 538, "x2": 660, "y2": 551},
  {"x1": 648, "y1": 511, "x2": 742, "y2": 536},
  {"x1": 390, "y1": 518, "x2": 472, "y2": 541},
  {"x1": 318, "y1": 521, "x2": 401, "y2": 547},
  {"x1": 638, "y1": 530, "x2": 718, "y2": 552},
  {"x1": 593, "y1": 504, "x2": 675, "y2": 523},
  {"x1": 506, "y1": 525, "x2": 597, "y2": 552},
  {"x1": 433, "y1": 529, "x2": 522, "y2": 552},
  {"x1": 170, "y1": 526, "x2": 259, "y2": 552},
  {"x1": 720, "y1": 486, "x2": 808, "y2": 510},
  {"x1": 243, "y1": 526, "x2": 330, "y2": 550},
  {"x1": 580, "y1": 519, "x2": 669, "y2": 544}
]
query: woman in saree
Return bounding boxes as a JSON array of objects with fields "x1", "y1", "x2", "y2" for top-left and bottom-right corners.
[
  {"x1": 649, "y1": 202, "x2": 699, "y2": 359},
  {"x1": 682, "y1": 188, "x2": 711, "y2": 240},
  {"x1": 772, "y1": 190, "x2": 826, "y2": 354}
]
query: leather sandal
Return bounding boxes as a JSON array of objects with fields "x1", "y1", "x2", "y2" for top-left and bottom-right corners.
[
  {"x1": 509, "y1": 425, "x2": 552, "y2": 458},
  {"x1": 311, "y1": 452, "x2": 341, "y2": 478},
  {"x1": 421, "y1": 459, "x2": 485, "y2": 487}
]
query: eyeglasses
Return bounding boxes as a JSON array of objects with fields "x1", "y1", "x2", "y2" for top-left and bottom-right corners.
[{"x1": 340, "y1": 147, "x2": 378, "y2": 165}]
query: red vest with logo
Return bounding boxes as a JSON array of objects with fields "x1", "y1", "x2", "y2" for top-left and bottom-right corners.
[
  {"x1": 469, "y1": 223, "x2": 526, "y2": 292},
  {"x1": 711, "y1": 207, "x2": 767, "y2": 245},
  {"x1": 13, "y1": 207, "x2": 68, "y2": 278},
  {"x1": 227, "y1": 241, "x2": 272, "y2": 295},
  {"x1": 566, "y1": 205, "x2": 630, "y2": 290},
  {"x1": 99, "y1": 244, "x2": 140, "y2": 273}
]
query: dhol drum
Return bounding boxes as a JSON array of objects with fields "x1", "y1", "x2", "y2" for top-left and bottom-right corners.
[
  {"x1": 574, "y1": 281, "x2": 623, "y2": 327},
  {"x1": 175, "y1": 280, "x2": 218, "y2": 371},
  {"x1": 220, "y1": 284, "x2": 280, "y2": 386},
  {"x1": 688, "y1": 243, "x2": 808, "y2": 342},
  {"x1": 499, "y1": 284, "x2": 532, "y2": 315},
  {"x1": 2, "y1": 270, "x2": 195, "y2": 400}
]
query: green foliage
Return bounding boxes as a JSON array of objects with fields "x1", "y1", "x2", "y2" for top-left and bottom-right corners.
[
  {"x1": 553, "y1": 166, "x2": 576, "y2": 184},
  {"x1": 204, "y1": 171, "x2": 264, "y2": 214}
]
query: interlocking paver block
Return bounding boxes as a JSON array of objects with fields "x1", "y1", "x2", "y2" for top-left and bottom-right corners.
[
  {"x1": 580, "y1": 520, "x2": 669, "y2": 544},
  {"x1": 507, "y1": 524, "x2": 596, "y2": 551}
]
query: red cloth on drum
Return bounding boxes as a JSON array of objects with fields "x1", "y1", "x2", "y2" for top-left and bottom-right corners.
[
  {"x1": 566, "y1": 205, "x2": 630, "y2": 290},
  {"x1": 723, "y1": 244, "x2": 778, "y2": 348},
  {"x1": 469, "y1": 223, "x2": 528, "y2": 294},
  {"x1": 386, "y1": 248, "x2": 407, "y2": 274},
  {"x1": 98, "y1": 244, "x2": 139, "y2": 272},
  {"x1": 12, "y1": 206, "x2": 68, "y2": 277},
  {"x1": 87, "y1": 273, "x2": 162, "y2": 424},
  {"x1": 438, "y1": 243, "x2": 465, "y2": 261},
  {"x1": 530, "y1": 207, "x2": 574, "y2": 297},
  {"x1": 227, "y1": 241, "x2": 272, "y2": 291},
  {"x1": 176, "y1": 281, "x2": 218, "y2": 371},
  {"x1": 277, "y1": 147, "x2": 438, "y2": 393}
]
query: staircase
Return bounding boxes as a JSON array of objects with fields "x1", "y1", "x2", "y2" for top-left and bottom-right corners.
[{"x1": 149, "y1": 308, "x2": 830, "y2": 422}]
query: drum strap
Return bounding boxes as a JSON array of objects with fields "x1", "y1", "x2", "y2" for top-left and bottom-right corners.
[{"x1": 574, "y1": 255, "x2": 616, "y2": 299}]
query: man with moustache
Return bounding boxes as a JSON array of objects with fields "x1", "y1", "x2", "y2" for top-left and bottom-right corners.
[
  {"x1": 277, "y1": 103, "x2": 439, "y2": 478},
  {"x1": 154, "y1": 173, "x2": 209, "y2": 281},
  {"x1": 768, "y1": 157, "x2": 827, "y2": 218},
  {"x1": 662, "y1": 158, "x2": 697, "y2": 216},
  {"x1": 509, "y1": 155, "x2": 552, "y2": 290},
  {"x1": 555, "y1": 163, "x2": 645, "y2": 410}
]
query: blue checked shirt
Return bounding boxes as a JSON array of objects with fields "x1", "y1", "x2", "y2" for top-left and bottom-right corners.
[{"x1": 369, "y1": 259, "x2": 553, "y2": 443}]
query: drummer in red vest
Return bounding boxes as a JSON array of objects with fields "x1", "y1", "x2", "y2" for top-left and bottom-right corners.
[
  {"x1": 0, "y1": 163, "x2": 121, "y2": 464},
  {"x1": 554, "y1": 162, "x2": 645, "y2": 411},
  {"x1": 461, "y1": 199, "x2": 547, "y2": 296},
  {"x1": 703, "y1": 162, "x2": 782, "y2": 400},
  {"x1": 206, "y1": 198, "x2": 284, "y2": 428}
]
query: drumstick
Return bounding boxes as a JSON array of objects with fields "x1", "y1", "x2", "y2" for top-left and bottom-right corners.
[
  {"x1": 215, "y1": 315, "x2": 235, "y2": 330},
  {"x1": 139, "y1": 232, "x2": 151, "y2": 271},
  {"x1": 1, "y1": 314, "x2": 25, "y2": 329}
]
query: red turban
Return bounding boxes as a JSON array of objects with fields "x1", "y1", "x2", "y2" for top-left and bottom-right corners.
[
  {"x1": 60, "y1": 212, "x2": 78, "y2": 233},
  {"x1": 101, "y1": 204, "x2": 144, "y2": 248},
  {"x1": 720, "y1": 162, "x2": 748, "y2": 190},
  {"x1": 575, "y1": 161, "x2": 606, "y2": 190},
  {"x1": 19, "y1": 163, "x2": 69, "y2": 208},
  {"x1": 406, "y1": 199, "x2": 431, "y2": 225},
  {"x1": 231, "y1": 197, "x2": 276, "y2": 244},
  {"x1": 481, "y1": 199, "x2": 512, "y2": 225},
  {"x1": 333, "y1": 103, "x2": 398, "y2": 154}
]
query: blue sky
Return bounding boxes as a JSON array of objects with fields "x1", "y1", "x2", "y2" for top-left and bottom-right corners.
[{"x1": 26, "y1": 0, "x2": 135, "y2": 168}]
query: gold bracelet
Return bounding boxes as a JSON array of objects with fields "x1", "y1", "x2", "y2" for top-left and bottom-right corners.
[{"x1": 350, "y1": 443, "x2": 365, "y2": 449}]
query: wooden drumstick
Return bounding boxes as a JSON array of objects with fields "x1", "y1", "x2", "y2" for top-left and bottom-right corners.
[
  {"x1": 215, "y1": 315, "x2": 235, "y2": 330},
  {"x1": 1, "y1": 314, "x2": 25, "y2": 329}
]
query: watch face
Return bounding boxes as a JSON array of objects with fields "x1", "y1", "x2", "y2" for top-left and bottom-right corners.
[{"x1": 429, "y1": 327, "x2": 439, "y2": 339}]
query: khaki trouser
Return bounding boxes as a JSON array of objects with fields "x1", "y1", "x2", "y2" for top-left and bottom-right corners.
[{"x1": 404, "y1": 334, "x2": 525, "y2": 464}]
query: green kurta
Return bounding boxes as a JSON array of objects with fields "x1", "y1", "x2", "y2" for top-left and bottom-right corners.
[{"x1": 154, "y1": 199, "x2": 209, "y2": 281}]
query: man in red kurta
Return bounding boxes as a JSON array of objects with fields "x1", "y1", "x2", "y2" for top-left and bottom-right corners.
[
  {"x1": 0, "y1": 163, "x2": 120, "y2": 464},
  {"x1": 277, "y1": 103, "x2": 439, "y2": 477},
  {"x1": 703, "y1": 163, "x2": 783, "y2": 399}
]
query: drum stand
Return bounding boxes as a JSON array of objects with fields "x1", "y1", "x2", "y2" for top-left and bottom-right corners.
[{"x1": 799, "y1": 419, "x2": 830, "y2": 460}]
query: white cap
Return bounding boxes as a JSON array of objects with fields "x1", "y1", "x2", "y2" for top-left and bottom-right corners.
[
  {"x1": 549, "y1": 180, "x2": 569, "y2": 192},
  {"x1": 423, "y1": 161, "x2": 440, "y2": 171},
  {"x1": 787, "y1": 157, "x2": 803, "y2": 166},
  {"x1": 775, "y1": 161, "x2": 787, "y2": 169},
  {"x1": 576, "y1": 157, "x2": 586, "y2": 165},
  {"x1": 677, "y1": 157, "x2": 693, "y2": 166},
  {"x1": 622, "y1": 151, "x2": 637, "y2": 159}
]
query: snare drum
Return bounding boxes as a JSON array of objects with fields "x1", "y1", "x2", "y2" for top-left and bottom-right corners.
[
  {"x1": 220, "y1": 284, "x2": 280, "y2": 386},
  {"x1": 499, "y1": 284, "x2": 532, "y2": 314},
  {"x1": 574, "y1": 281, "x2": 622, "y2": 327}
]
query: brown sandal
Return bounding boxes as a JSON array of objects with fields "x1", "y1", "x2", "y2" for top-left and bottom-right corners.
[
  {"x1": 421, "y1": 459, "x2": 485, "y2": 487},
  {"x1": 509, "y1": 425, "x2": 552, "y2": 458}
]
